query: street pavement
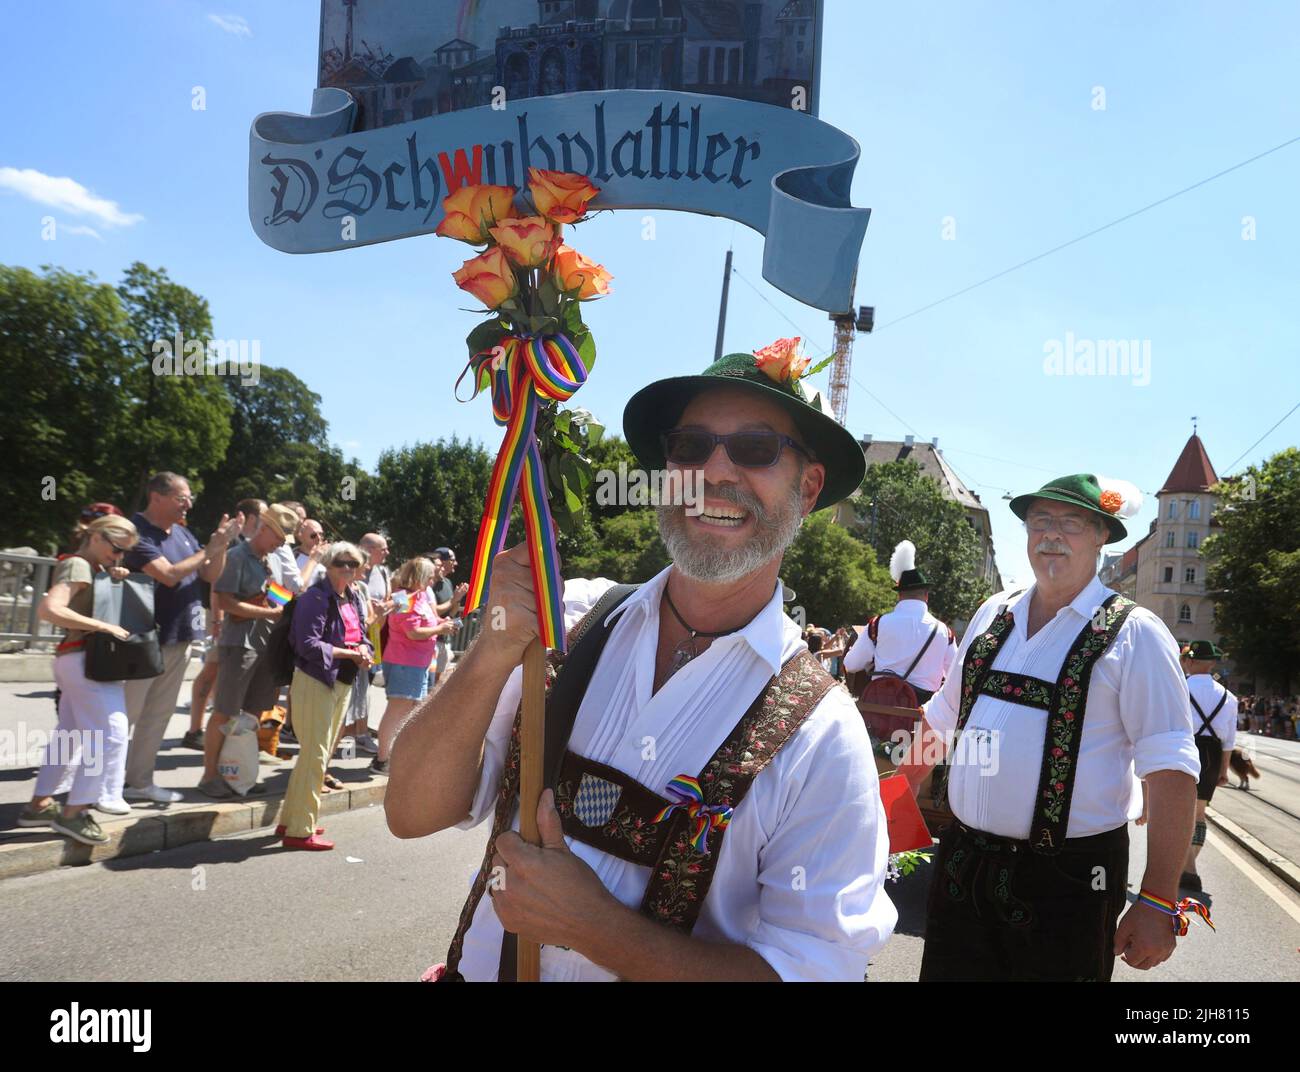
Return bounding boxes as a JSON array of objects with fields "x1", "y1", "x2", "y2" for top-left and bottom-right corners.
[
  {"x1": 2, "y1": 774, "x2": 1298, "y2": 981},
  {"x1": 3, "y1": 678, "x2": 1299, "y2": 981}
]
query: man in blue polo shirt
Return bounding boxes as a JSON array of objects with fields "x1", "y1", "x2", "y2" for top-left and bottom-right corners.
[{"x1": 123, "y1": 471, "x2": 239, "y2": 804}]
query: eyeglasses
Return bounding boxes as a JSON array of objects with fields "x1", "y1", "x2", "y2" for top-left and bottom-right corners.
[
  {"x1": 1027, "y1": 514, "x2": 1092, "y2": 535},
  {"x1": 661, "y1": 428, "x2": 813, "y2": 468},
  {"x1": 333, "y1": 560, "x2": 361, "y2": 570}
]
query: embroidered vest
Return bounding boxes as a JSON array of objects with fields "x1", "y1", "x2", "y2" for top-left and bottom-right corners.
[
  {"x1": 441, "y1": 604, "x2": 836, "y2": 979},
  {"x1": 935, "y1": 592, "x2": 1137, "y2": 855}
]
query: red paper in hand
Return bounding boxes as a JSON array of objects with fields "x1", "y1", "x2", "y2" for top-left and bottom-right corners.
[{"x1": 879, "y1": 774, "x2": 932, "y2": 854}]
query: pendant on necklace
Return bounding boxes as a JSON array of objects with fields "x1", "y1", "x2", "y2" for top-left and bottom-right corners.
[{"x1": 668, "y1": 636, "x2": 698, "y2": 678}]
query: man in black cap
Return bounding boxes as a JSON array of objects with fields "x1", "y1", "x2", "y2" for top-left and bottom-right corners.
[
  {"x1": 429, "y1": 547, "x2": 468, "y2": 686},
  {"x1": 899, "y1": 473, "x2": 1203, "y2": 981},
  {"x1": 1178, "y1": 640, "x2": 1237, "y2": 892},
  {"x1": 388, "y1": 342, "x2": 897, "y2": 981}
]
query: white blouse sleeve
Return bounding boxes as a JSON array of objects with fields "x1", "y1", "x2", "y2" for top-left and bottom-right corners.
[
  {"x1": 1116, "y1": 611, "x2": 1201, "y2": 781},
  {"x1": 745, "y1": 691, "x2": 897, "y2": 981}
]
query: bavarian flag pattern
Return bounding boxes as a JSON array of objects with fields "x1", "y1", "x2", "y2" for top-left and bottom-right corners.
[{"x1": 573, "y1": 772, "x2": 622, "y2": 828}]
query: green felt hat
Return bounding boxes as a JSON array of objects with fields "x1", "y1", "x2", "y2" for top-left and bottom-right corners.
[
  {"x1": 622, "y1": 351, "x2": 866, "y2": 512},
  {"x1": 1181, "y1": 640, "x2": 1226, "y2": 660},
  {"x1": 1008, "y1": 473, "x2": 1142, "y2": 544},
  {"x1": 896, "y1": 569, "x2": 929, "y2": 591}
]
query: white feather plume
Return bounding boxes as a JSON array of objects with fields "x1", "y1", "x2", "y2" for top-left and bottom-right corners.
[
  {"x1": 890, "y1": 540, "x2": 916, "y2": 583},
  {"x1": 1096, "y1": 476, "x2": 1144, "y2": 519}
]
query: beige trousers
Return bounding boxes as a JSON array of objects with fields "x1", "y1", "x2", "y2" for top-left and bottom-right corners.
[
  {"x1": 281, "y1": 668, "x2": 351, "y2": 838},
  {"x1": 123, "y1": 640, "x2": 191, "y2": 789}
]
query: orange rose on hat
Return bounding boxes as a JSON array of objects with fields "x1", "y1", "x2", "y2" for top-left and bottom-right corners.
[{"x1": 754, "y1": 337, "x2": 810, "y2": 385}]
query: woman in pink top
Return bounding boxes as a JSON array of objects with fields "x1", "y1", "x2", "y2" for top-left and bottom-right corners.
[{"x1": 372, "y1": 557, "x2": 457, "y2": 774}]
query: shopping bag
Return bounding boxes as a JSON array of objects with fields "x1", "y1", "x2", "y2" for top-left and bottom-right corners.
[{"x1": 218, "y1": 712, "x2": 261, "y2": 796}]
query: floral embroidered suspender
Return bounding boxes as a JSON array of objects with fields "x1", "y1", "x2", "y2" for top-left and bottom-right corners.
[
  {"x1": 442, "y1": 642, "x2": 835, "y2": 978},
  {"x1": 935, "y1": 593, "x2": 1137, "y2": 855}
]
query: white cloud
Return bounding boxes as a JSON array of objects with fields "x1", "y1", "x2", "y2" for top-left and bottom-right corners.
[
  {"x1": 0, "y1": 168, "x2": 143, "y2": 227},
  {"x1": 207, "y1": 13, "x2": 252, "y2": 37},
  {"x1": 62, "y1": 224, "x2": 104, "y2": 241}
]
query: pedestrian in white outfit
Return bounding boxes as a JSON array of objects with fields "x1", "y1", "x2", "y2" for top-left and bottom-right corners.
[{"x1": 21, "y1": 514, "x2": 142, "y2": 846}]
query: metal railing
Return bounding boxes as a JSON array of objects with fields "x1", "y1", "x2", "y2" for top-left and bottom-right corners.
[
  {"x1": 0, "y1": 551, "x2": 60, "y2": 651},
  {"x1": 449, "y1": 608, "x2": 483, "y2": 656}
]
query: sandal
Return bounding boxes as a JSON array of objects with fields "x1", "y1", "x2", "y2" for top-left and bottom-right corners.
[{"x1": 322, "y1": 773, "x2": 345, "y2": 792}]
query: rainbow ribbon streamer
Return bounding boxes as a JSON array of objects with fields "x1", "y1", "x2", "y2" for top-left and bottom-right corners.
[
  {"x1": 265, "y1": 581, "x2": 293, "y2": 608},
  {"x1": 1137, "y1": 890, "x2": 1215, "y2": 936},
  {"x1": 461, "y1": 334, "x2": 589, "y2": 652},
  {"x1": 652, "y1": 774, "x2": 734, "y2": 856}
]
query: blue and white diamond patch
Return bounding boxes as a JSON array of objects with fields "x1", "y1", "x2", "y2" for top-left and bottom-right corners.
[{"x1": 573, "y1": 773, "x2": 621, "y2": 827}]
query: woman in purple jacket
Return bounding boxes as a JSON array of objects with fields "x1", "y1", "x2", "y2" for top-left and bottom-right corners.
[{"x1": 281, "y1": 542, "x2": 372, "y2": 850}]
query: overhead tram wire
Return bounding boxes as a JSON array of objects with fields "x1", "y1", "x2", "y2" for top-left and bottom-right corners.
[
  {"x1": 1223, "y1": 400, "x2": 1300, "y2": 472},
  {"x1": 871, "y1": 133, "x2": 1300, "y2": 334}
]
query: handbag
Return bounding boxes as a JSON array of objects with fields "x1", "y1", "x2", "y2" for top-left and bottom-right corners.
[{"x1": 84, "y1": 572, "x2": 164, "y2": 682}]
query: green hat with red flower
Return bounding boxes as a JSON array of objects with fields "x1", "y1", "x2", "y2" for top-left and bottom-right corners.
[
  {"x1": 622, "y1": 339, "x2": 866, "y2": 512},
  {"x1": 1009, "y1": 473, "x2": 1143, "y2": 543}
]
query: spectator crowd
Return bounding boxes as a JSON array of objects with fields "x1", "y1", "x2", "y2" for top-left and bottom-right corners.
[{"x1": 20, "y1": 470, "x2": 469, "y2": 852}]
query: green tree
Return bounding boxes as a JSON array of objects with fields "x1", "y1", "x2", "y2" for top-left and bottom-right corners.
[
  {"x1": 566, "y1": 509, "x2": 671, "y2": 583},
  {"x1": 781, "y1": 512, "x2": 896, "y2": 628},
  {"x1": 0, "y1": 263, "x2": 231, "y2": 551},
  {"x1": 114, "y1": 262, "x2": 233, "y2": 506},
  {"x1": 856, "y1": 459, "x2": 993, "y2": 623},
  {"x1": 189, "y1": 366, "x2": 367, "y2": 537},
  {"x1": 1203, "y1": 448, "x2": 1300, "y2": 692},
  {"x1": 366, "y1": 437, "x2": 495, "y2": 562}
]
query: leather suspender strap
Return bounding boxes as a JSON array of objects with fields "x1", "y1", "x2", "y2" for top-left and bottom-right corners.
[
  {"x1": 900, "y1": 623, "x2": 939, "y2": 684},
  {"x1": 1190, "y1": 688, "x2": 1227, "y2": 737},
  {"x1": 440, "y1": 583, "x2": 638, "y2": 982},
  {"x1": 497, "y1": 583, "x2": 637, "y2": 982}
]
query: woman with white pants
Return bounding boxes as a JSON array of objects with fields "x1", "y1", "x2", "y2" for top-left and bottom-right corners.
[{"x1": 19, "y1": 515, "x2": 140, "y2": 846}]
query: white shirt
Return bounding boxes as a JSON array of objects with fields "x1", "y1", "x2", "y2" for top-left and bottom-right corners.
[
  {"x1": 455, "y1": 567, "x2": 897, "y2": 982},
  {"x1": 271, "y1": 542, "x2": 303, "y2": 594},
  {"x1": 843, "y1": 598, "x2": 957, "y2": 692},
  {"x1": 1187, "y1": 674, "x2": 1237, "y2": 751},
  {"x1": 923, "y1": 576, "x2": 1200, "y2": 840}
]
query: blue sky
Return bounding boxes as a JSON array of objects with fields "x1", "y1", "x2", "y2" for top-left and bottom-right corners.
[{"x1": 4, "y1": 0, "x2": 1298, "y2": 588}]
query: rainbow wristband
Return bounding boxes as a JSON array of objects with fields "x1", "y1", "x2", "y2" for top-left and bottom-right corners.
[{"x1": 1137, "y1": 889, "x2": 1215, "y2": 936}]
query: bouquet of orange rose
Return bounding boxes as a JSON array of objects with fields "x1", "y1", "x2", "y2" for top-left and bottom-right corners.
[{"x1": 436, "y1": 168, "x2": 613, "y2": 652}]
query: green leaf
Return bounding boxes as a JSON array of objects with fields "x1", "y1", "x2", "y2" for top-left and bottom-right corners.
[
  {"x1": 807, "y1": 353, "x2": 836, "y2": 376},
  {"x1": 586, "y1": 421, "x2": 605, "y2": 446},
  {"x1": 538, "y1": 275, "x2": 561, "y2": 317},
  {"x1": 465, "y1": 318, "x2": 510, "y2": 358}
]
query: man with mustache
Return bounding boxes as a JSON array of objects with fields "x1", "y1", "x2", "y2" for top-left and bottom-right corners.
[
  {"x1": 387, "y1": 346, "x2": 897, "y2": 981},
  {"x1": 899, "y1": 474, "x2": 1202, "y2": 981}
]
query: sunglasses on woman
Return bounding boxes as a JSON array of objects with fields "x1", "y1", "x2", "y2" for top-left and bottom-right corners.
[
  {"x1": 333, "y1": 559, "x2": 361, "y2": 570},
  {"x1": 661, "y1": 428, "x2": 813, "y2": 468},
  {"x1": 100, "y1": 534, "x2": 128, "y2": 555}
]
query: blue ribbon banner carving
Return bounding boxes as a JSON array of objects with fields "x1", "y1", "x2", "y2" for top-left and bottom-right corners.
[{"x1": 250, "y1": 88, "x2": 867, "y2": 311}]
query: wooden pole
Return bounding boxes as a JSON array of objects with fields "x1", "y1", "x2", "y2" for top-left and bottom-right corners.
[{"x1": 515, "y1": 636, "x2": 547, "y2": 981}]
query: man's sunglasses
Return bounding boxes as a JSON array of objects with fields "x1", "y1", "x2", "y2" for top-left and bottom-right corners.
[{"x1": 661, "y1": 428, "x2": 813, "y2": 468}]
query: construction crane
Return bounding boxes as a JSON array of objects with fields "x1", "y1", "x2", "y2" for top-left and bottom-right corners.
[{"x1": 827, "y1": 305, "x2": 874, "y2": 426}]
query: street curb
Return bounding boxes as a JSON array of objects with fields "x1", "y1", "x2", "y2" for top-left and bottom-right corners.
[
  {"x1": 0, "y1": 779, "x2": 388, "y2": 881},
  {"x1": 1207, "y1": 808, "x2": 1300, "y2": 895}
]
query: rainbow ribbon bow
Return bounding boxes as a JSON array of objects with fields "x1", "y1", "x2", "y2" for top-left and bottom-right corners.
[
  {"x1": 1137, "y1": 890, "x2": 1216, "y2": 936},
  {"x1": 652, "y1": 775, "x2": 734, "y2": 856},
  {"x1": 460, "y1": 334, "x2": 589, "y2": 652}
]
